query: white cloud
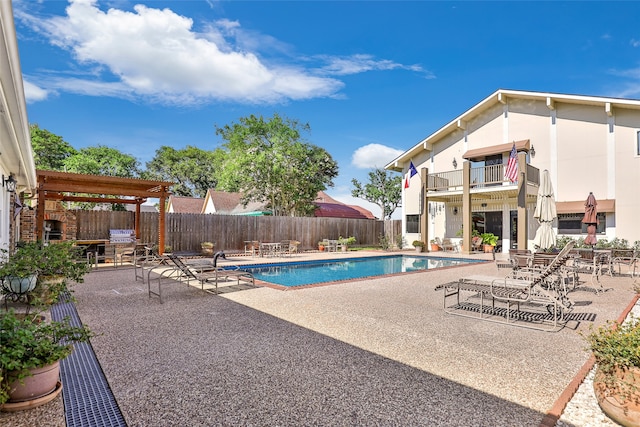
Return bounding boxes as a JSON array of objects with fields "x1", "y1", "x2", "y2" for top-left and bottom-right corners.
[
  {"x1": 351, "y1": 143, "x2": 404, "y2": 169},
  {"x1": 318, "y1": 54, "x2": 434, "y2": 78},
  {"x1": 19, "y1": 0, "x2": 342, "y2": 105},
  {"x1": 23, "y1": 79, "x2": 49, "y2": 103},
  {"x1": 17, "y1": 0, "x2": 426, "y2": 106},
  {"x1": 631, "y1": 39, "x2": 640, "y2": 48}
]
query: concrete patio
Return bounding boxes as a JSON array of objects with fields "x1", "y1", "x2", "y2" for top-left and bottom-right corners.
[{"x1": 1, "y1": 250, "x2": 637, "y2": 426}]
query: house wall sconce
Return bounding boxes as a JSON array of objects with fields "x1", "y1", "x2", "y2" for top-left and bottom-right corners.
[
  {"x1": 453, "y1": 207, "x2": 458, "y2": 215},
  {"x1": 530, "y1": 145, "x2": 536, "y2": 158},
  {"x1": 2, "y1": 174, "x2": 16, "y2": 193},
  {"x1": 452, "y1": 157, "x2": 458, "y2": 169}
]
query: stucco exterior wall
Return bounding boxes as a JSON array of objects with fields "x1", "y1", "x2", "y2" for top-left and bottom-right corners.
[{"x1": 389, "y1": 90, "x2": 640, "y2": 250}]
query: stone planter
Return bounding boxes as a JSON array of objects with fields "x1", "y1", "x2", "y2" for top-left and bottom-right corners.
[
  {"x1": 414, "y1": 246, "x2": 423, "y2": 253},
  {"x1": 594, "y1": 365, "x2": 640, "y2": 427}
]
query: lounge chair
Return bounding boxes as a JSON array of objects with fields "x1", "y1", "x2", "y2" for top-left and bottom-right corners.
[
  {"x1": 149, "y1": 253, "x2": 255, "y2": 303},
  {"x1": 443, "y1": 241, "x2": 576, "y2": 331}
]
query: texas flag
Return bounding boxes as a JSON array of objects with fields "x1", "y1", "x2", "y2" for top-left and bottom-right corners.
[{"x1": 405, "y1": 161, "x2": 419, "y2": 189}]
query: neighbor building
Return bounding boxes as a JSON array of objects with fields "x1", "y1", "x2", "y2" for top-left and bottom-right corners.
[{"x1": 386, "y1": 89, "x2": 640, "y2": 253}]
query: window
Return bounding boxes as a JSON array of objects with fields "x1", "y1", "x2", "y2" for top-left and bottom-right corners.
[
  {"x1": 406, "y1": 215, "x2": 420, "y2": 233},
  {"x1": 557, "y1": 213, "x2": 606, "y2": 235}
]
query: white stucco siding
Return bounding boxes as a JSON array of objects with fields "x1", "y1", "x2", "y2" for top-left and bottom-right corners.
[
  {"x1": 465, "y1": 104, "x2": 503, "y2": 149},
  {"x1": 555, "y1": 104, "x2": 609, "y2": 202},
  {"x1": 613, "y1": 113, "x2": 640, "y2": 242}
]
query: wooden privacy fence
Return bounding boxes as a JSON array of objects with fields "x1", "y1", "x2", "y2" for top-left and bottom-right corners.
[{"x1": 73, "y1": 210, "x2": 402, "y2": 253}]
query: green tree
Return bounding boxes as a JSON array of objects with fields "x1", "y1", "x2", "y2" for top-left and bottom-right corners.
[
  {"x1": 144, "y1": 146, "x2": 221, "y2": 197},
  {"x1": 216, "y1": 113, "x2": 338, "y2": 216},
  {"x1": 351, "y1": 168, "x2": 402, "y2": 219},
  {"x1": 29, "y1": 124, "x2": 77, "y2": 170},
  {"x1": 63, "y1": 146, "x2": 140, "y2": 210},
  {"x1": 63, "y1": 145, "x2": 140, "y2": 177}
]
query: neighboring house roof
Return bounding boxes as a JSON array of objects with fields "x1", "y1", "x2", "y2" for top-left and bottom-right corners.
[
  {"x1": 167, "y1": 195, "x2": 204, "y2": 214},
  {"x1": 125, "y1": 204, "x2": 158, "y2": 213},
  {"x1": 314, "y1": 191, "x2": 376, "y2": 219},
  {"x1": 200, "y1": 189, "x2": 375, "y2": 219},
  {"x1": 385, "y1": 88, "x2": 640, "y2": 171}
]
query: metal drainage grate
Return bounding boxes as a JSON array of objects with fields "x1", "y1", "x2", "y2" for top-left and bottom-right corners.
[{"x1": 51, "y1": 298, "x2": 127, "y2": 427}]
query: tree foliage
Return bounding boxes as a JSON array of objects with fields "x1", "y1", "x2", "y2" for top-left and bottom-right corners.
[
  {"x1": 351, "y1": 168, "x2": 402, "y2": 219},
  {"x1": 29, "y1": 124, "x2": 77, "y2": 170},
  {"x1": 63, "y1": 145, "x2": 140, "y2": 178},
  {"x1": 144, "y1": 146, "x2": 221, "y2": 197},
  {"x1": 215, "y1": 114, "x2": 338, "y2": 216}
]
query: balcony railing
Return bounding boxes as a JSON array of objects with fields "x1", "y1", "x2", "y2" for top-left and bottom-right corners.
[{"x1": 426, "y1": 164, "x2": 539, "y2": 192}]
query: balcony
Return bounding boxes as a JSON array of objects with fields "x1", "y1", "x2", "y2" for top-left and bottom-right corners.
[{"x1": 426, "y1": 164, "x2": 539, "y2": 197}]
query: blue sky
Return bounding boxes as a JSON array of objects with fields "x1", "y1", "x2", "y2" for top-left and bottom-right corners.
[{"x1": 13, "y1": 0, "x2": 640, "y2": 218}]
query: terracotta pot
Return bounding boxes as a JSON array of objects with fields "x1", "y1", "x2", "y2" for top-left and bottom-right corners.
[
  {"x1": 594, "y1": 365, "x2": 640, "y2": 427},
  {"x1": 7, "y1": 361, "x2": 61, "y2": 403},
  {"x1": 318, "y1": 246, "x2": 325, "y2": 251},
  {"x1": 430, "y1": 244, "x2": 440, "y2": 251},
  {"x1": 484, "y1": 245, "x2": 495, "y2": 253}
]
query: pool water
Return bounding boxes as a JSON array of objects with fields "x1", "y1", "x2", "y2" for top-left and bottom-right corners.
[{"x1": 239, "y1": 255, "x2": 484, "y2": 287}]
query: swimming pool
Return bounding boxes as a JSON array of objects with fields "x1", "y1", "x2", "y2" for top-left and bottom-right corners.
[{"x1": 237, "y1": 255, "x2": 485, "y2": 287}]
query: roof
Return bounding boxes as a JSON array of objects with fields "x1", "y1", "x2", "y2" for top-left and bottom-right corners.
[
  {"x1": 385, "y1": 89, "x2": 640, "y2": 171},
  {"x1": 314, "y1": 191, "x2": 376, "y2": 219},
  {"x1": 125, "y1": 204, "x2": 158, "y2": 213},
  {"x1": 207, "y1": 190, "x2": 243, "y2": 213},
  {"x1": 167, "y1": 195, "x2": 204, "y2": 214}
]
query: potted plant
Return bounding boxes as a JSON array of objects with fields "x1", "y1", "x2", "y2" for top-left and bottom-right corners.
[
  {"x1": 412, "y1": 240, "x2": 425, "y2": 253},
  {"x1": 338, "y1": 236, "x2": 356, "y2": 252},
  {"x1": 480, "y1": 233, "x2": 499, "y2": 253},
  {"x1": 1, "y1": 242, "x2": 90, "y2": 310},
  {"x1": 201, "y1": 242, "x2": 215, "y2": 256},
  {"x1": 0, "y1": 244, "x2": 41, "y2": 299},
  {"x1": 318, "y1": 241, "x2": 325, "y2": 252},
  {"x1": 585, "y1": 317, "x2": 640, "y2": 426},
  {"x1": 429, "y1": 239, "x2": 440, "y2": 252},
  {"x1": 0, "y1": 309, "x2": 93, "y2": 409}
]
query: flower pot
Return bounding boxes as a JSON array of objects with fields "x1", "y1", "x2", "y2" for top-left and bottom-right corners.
[
  {"x1": 484, "y1": 245, "x2": 495, "y2": 253},
  {"x1": 2, "y1": 274, "x2": 38, "y2": 294},
  {"x1": 414, "y1": 246, "x2": 423, "y2": 253},
  {"x1": 318, "y1": 246, "x2": 325, "y2": 252},
  {"x1": 7, "y1": 361, "x2": 61, "y2": 403},
  {"x1": 594, "y1": 365, "x2": 640, "y2": 427},
  {"x1": 430, "y1": 244, "x2": 440, "y2": 251},
  {"x1": 341, "y1": 245, "x2": 348, "y2": 252}
]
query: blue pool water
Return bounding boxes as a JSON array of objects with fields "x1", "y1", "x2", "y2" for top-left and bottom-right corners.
[{"x1": 237, "y1": 255, "x2": 484, "y2": 287}]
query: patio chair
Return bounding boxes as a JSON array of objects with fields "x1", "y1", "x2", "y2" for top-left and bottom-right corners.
[
  {"x1": 441, "y1": 238, "x2": 458, "y2": 252},
  {"x1": 89, "y1": 243, "x2": 120, "y2": 269},
  {"x1": 149, "y1": 253, "x2": 254, "y2": 302},
  {"x1": 443, "y1": 241, "x2": 576, "y2": 331},
  {"x1": 612, "y1": 249, "x2": 638, "y2": 279},
  {"x1": 471, "y1": 236, "x2": 483, "y2": 252}
]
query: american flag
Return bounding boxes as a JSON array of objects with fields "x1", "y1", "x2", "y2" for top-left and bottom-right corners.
[{"x1": 504, "y1": 143, "x2": 518, "y2": 183}]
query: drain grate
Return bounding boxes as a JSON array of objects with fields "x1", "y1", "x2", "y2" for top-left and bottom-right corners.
[{"x1": 51, "y1": 298, "x2": 127, "y2": 427}]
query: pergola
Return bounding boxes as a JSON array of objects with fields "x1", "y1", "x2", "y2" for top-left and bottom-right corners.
[{"x1": 35, "y1": 170, "x2": 173, "y2": 253}]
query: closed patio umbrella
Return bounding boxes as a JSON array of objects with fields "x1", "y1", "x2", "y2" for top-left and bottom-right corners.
[
  {"x1": 533, "y1": 170, "x2": 557, "y2": 250},
  {"x1": 582, "y1": 192, "x2": 598, "y2": 246}
]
